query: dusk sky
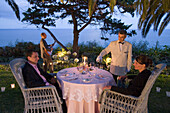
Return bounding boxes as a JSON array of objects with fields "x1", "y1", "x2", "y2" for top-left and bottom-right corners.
[{"x1": 0, "y1": 0, "x2": 169, "y2": 29}]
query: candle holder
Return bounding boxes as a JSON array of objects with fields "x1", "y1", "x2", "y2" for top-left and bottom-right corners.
[
  {"x1": 1, "y1": 87, "x2": 6, "y2": 92},
  {"x1": 166, "y1": 91, "x2": 170, "y2": 97},
  {"x1": 11, "y1": 84, "x2": 15, "y2": 88},
  {"x1": 156, "y1": 87, "x2": 161, "y2": 92},
  {"x1": 82, "y1": 56, "x2": 88, "y2": 66}
]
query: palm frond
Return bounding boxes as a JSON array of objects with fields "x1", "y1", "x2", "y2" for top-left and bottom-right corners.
[
  {"x1": 5, "y1": 0, "x2": 20, "y2": 20},
  {"x1": 135, "y1": 0, "x2": 170, "y2": 37},
  {"x1": 159, "y1": 13, "x2": 170, "y2": 35}
]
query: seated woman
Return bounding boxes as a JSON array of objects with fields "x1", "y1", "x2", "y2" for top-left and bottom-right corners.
[{"x1": 103, "y1": 55, "x2": 153, "y2": 97}]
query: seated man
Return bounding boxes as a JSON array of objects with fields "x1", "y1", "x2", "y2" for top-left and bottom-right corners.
[{"x1": 22, "y1": 50, "x2": 67, "y2": 113}]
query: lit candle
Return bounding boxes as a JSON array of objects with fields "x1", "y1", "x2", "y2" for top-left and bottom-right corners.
[
  {"x1": 11, "y1": 84, "x2": 15, "y2": 88},
  {"x1": 83, "y1": 57, "x2": 86, "y2": 65}
]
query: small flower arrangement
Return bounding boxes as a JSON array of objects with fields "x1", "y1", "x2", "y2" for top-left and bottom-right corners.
[
  {"x1": 103, "y1": 57, "x2": 111, "y2": 70},
  {"x1": 52, "y1": 49, "x2": 79, "y2": 70}
]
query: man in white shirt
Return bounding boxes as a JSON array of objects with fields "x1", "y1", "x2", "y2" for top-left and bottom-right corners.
[{"x1": 96, "y1": 30, "x2": 132, "y2": 83}]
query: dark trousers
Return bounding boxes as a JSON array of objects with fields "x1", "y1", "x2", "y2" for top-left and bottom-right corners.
[
  {"x1": 112, "y1": 74, "x2": 118, "y2": 83},
  {"x1": 43, "y1": 56, "x2": 54, "y2": 73},
  {"x1": 54, "y1": 82, "x2": 67, "y2": 113}
]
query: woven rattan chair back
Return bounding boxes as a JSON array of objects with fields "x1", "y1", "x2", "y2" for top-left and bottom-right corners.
[
  {"x1": 10, "y1": 58, "x2": 27, "y2": 90},
  {"x1": 99, "y1": 63, "x2": 166, "y2": 113},
  {"x1": 10, "y1": 58, "x2": 63, "y2": 113}
]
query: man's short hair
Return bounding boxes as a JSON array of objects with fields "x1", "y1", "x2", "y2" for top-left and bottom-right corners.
[
  {"x1": 41, "y1": 32, "x2": 46, "y2": 37},
  {"x1": 119, "y1": 29, "x2": 127, "y2": 35},
  {"x1": 25, "y1": 50, "x2": 37, "y2": 58}
]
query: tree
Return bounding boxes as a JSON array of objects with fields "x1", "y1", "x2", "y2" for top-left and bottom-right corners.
[
  {"x1": 22, "y1": 0, "x2": 136, "y2": 54},
  {"x1": 134, "y1": 0, "x2": 170, "y2": 37},
  {"x1": 5, "y1": 0, "x2": 170, "y2": 39},
  {"x1": 5, "y1": 0, "x2": 20, "y2": 20}
]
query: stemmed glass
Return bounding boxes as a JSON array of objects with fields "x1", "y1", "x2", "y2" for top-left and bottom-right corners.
[
  {"x1": 99, "y1": 64, "x2": 104, "y2": 69},
  {"x1": 77, "y1": 63, "x2": 84, "y2": 73},
  {"x1": 89, "y1": 62, "x2": 95, "y2": 71}
]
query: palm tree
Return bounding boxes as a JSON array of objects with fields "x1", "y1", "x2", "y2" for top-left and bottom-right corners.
[
  {"x1": 6, "y1": 0, "x2": 169, "y2": 37},
  {"x1": 134, "y1": 0, "x2": 170, "y2": 37},
  {"x1": 5, "y1": 0, "x2": 20, "y2": 20},
  {"x1": 64, "y1": 0, "x2": 169, "y2": 37}
]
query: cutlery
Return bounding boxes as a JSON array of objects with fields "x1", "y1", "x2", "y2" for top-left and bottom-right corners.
[{"x1": 68, "y1": 77, "x2": 78, "y2": 81}]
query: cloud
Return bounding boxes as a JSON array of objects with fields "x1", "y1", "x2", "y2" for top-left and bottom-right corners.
[{"x1": 0, "y1": 0, "x2": 169, "y2": 29}]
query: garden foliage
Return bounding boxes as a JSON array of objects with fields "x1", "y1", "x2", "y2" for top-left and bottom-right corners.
[{"x1": 0, "y1": 40, "x2": 169, "y2": 73}]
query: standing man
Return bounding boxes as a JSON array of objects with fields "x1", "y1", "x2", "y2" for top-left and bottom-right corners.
[
  {"x1": 96, "y1": 30, "x2": 132, "y2": 83},
  {"x1": 40, "y1": 32, "x2": 55, "y2": 73},
  {"x1": 22, "y1": 50, "x2": 67, "y2": 113}
]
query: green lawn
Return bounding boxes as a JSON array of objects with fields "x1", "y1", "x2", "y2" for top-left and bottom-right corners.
[{"x1": 0, "y1": 65, "x2": 170, "y2": 113}]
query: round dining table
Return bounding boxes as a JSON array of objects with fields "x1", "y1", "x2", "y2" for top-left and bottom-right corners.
[{"x1": 57, "y1": 67, "x2": 116, "y2": 113}]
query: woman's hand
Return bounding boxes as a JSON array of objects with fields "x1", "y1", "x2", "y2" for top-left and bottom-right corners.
[
  {"x1": 118, "y1": 75, "x2": 127, "y2": 80},
  {"x1": 103, "y1": 86, "x2": 112, "y2": 90}
]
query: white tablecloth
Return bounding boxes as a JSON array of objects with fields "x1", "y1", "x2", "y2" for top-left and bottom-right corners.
[{"x1": 57, "y1": 67, "x2": 115, "y2": 113}]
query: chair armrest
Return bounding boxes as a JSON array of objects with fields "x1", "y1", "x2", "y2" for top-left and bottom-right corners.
[
  {"x1": 23, "y1": 85, "x2": 63, "y2": 104},
  {"x1": 99, "y1": 90, "x2": 143, "y2": 113},
  {"x1": 99, "y1": 89, "x2": 109, "y2": 104},
  {"x1": 24, "y1": 85, "x2": 56, "y2": 91},
  {"x1": 108, "y1": 90, "x2": 139, "y2": 99},
  {"x1": 99, "y1": 89, "x2": 139, "y2": 104}
]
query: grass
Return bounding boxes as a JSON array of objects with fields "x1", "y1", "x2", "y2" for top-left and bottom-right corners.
[{"x1": 0, "y1": 65, "x2": 170, "y2": 113}]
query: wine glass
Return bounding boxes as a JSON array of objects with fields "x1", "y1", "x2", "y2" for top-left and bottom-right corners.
[
  {"x1": 77, "y1": 66, "x2": 83, "y2": 73},
  {"x1": 99, "y1": 64, "x2": 104, "y2": 69},
  {"x1": 89, "y1": 62, "x2": 95, "y2": 71}
]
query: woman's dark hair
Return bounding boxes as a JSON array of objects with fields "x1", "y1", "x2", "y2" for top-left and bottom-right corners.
[{"x1": 136, "y1": 55, "x2": 153, "y2": 68}]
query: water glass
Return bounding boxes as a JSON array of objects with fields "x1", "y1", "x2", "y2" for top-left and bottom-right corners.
[
  {"x1": 96, "y1": 63, "x2": 100, "y2": 68},
  {"x1": 77, "y1": 66, "x2": 83, "y2": 73},
  {"x1": 100, "y1": 64, "x2": 104, "y2": 69},
  {"x1": 89, "y1": 62, "x2": 95, "y2": 70}
]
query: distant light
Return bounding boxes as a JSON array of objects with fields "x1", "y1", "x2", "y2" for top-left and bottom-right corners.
[{"x1": 11, "y1": 84, "x2": 15, "y2": 88}]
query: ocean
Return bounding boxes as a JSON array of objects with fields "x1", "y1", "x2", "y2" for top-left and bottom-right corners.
[{"x1": 0, "y1": 29, "x2": 169, "y2": 48}]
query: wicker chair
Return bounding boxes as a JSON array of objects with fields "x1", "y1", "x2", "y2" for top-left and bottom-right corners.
[
  {"x1": 9, "y1": 58, "x2": 63, "y2": 113},
  {"x1": 99, "y1": 63, "x2": 166, "y2": 113}
]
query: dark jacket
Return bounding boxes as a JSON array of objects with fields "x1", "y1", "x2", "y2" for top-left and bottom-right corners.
[
  {"x1": 111, "y1": 69, "x2": 151, "y2": 97},
  {"x1": 22, "y1": 62, "x2": 53, "y2": 88}
]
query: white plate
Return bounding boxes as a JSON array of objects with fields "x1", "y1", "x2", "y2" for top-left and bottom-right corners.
[
  {"x1": 60, "y1": 73, "x2": 73, "y2": 77},
  {"x1": 66, "y1": 76, "x2": 78, "y2": 81},
  {"x1": 59, "y1": 70, "x2": 67, "y2": 74},
  {"x1": 82, "y1": 78, "x2": 92, "y2": 83},
  {"x1": 95, "y1": 74, "x2": 105, "y2": 79}
]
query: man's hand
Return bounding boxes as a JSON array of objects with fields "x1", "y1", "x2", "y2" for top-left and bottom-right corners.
[
  {"x1": 50, "y1": 77, "x2": 56, "y2": 84},
  {"x1": 96, "y1": 56, "x2": 102, "y2": 62}
]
